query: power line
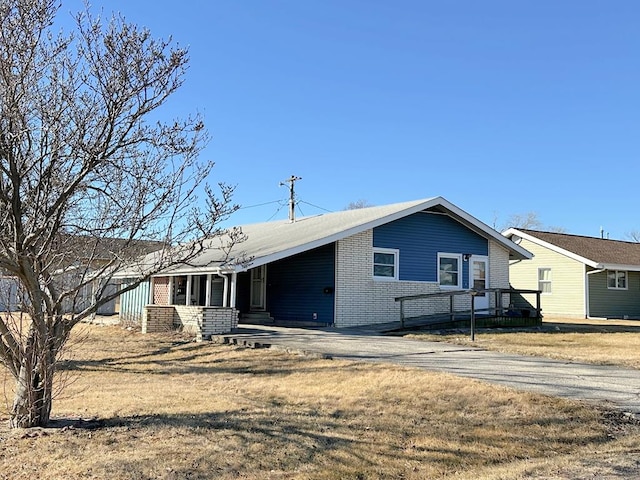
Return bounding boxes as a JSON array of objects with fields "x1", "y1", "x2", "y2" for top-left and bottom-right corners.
[
  {"x1": 237, "y1": 200, "x2": 282, "y2": 210},
  {"x1": 298, "y1": 200, "x2": 333, "y2": 213},
  {"x1": 266, "y1": 200, "x2": 288, "y2": 222}
]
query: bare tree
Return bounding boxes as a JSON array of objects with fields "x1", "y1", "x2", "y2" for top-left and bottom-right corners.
[
  {"x1": 546, "y1": 225, "x2": 568, "y2": 234},
  {"x1": 626, "y1": 231, "x2": 640, "y2": 243},
  {"x1": 345, "y1": 199, "x2": 373, "y2": 210},
  {"x1": 500, "y1": 211, "x2": 543, "y2": 231},
  {"x1": 0, "y1": 0, "x2": 238, "y2": 427},
  {"x1": 494, "y1": 211, "x2": 567, "y2": 234}
]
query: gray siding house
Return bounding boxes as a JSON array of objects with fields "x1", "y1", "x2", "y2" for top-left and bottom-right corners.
[
  {"x1": 120, "y1": 197, "x2": 531, "y2": 337},
  {"x1": 504, "y1": 228, "x2": 640, "y2": 319}
]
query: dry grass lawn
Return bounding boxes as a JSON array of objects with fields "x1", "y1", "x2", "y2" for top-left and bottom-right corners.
[
  {"x1": 0, "y1": 323, "x2": 639, "y2": 479},
  {"x1": 405, "y1": 318, "x2": 640, "y2": 369}
]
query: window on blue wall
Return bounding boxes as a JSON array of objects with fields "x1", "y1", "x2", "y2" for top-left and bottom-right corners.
[
  {"x1": 438, "y1": 253, "x2": 462, "y2": 288},
  {"x1": 373, "y1": 248, "x2": 399, "y2": 280}
]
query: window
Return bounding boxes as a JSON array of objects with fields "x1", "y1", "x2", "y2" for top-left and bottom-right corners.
[
  {"x1": 438, "y1": 253, "x2": 462, "y2": 288},
  {"x1": 373, "y1": 248, "x2": 399, "y2": 280},
  {"x1": 607, "y1": 270, "x2": 627, "y2": 290},
  {"x1": 538, "y1": 268, "x2": 551, "y2": 294}
]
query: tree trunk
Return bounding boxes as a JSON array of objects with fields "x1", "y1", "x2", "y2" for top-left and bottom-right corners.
[{"x1": 9, "y1": 331, "x2": 56, "y2": 428}]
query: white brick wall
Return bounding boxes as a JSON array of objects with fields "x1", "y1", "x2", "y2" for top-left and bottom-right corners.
[
  {"x1": 144, "y1": 305, "x2": 238, "y2": 341},
  {"x1": 174, "y1": 305, "x2": 238, "y2": 341},
  {"x1": 201, "y1": 307, "x2": 239, "y2": 338}
]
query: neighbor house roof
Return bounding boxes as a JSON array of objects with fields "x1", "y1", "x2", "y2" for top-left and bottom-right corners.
[
  {"x1": 59, "y1": 235, "x2": 165, "y2": 262},
  {"x1": 150, "y1": 196, "x2": 531, "y2": 276},
  {"x1": 503, "y1": 228, "x2": 640, "y2": 271}
]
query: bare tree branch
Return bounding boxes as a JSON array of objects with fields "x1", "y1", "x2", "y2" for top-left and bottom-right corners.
[{"x1": 0, "y1": 0, "x2": 238, "y2": 427}]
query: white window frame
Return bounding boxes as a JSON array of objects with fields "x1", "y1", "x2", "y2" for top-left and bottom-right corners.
[
  {"x1": 373, "y1": 248, "x2": 399, "y2": 281},
  {"x1": 438, "y1": 253, "x2": 462, "y2": 289},
  {"x1": 538, "y1": 267, "x2": 552, "y2": 295},
  {"x1": 607, "y1": 270, "x2": 628, "y2": 290}
]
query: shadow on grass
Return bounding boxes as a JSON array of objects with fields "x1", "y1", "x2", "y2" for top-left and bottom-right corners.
[
  {"x1": 542, "y1": 321, "x2": 640, "y2": 334},
  {"x1": 407, "y1": 321, "x2": 640, "y2": 337},
  {"x1": 56, "y1": 337, "x2": 351, "y2": 379},
  {"x1": 39, "y1": 404, "x2": 626, "y2": 480}
]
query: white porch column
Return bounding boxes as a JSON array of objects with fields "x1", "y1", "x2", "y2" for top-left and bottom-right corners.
[
  {"x1": 149, "y1": 277, "x2": 155, "y2": 304},
  {"x1": 186, "y1": 275, "x2": 192, "y2": 306},
  {"x1": 168, "y1": 276, "x2": 174, "y2": 305},
  {"x1": 205, "y1": 274, "x2": 212, "y2": 306},
  {"x1": 222, "y1": 274, "x2": 229, "y2": 308},
  {"x1": 229, "y1": 272, "x2": 237, "y2": 308}
]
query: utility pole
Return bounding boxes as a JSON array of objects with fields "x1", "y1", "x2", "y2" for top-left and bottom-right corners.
[{"x1": 280, "y1": 175, "x2": 302, "y2": 223}]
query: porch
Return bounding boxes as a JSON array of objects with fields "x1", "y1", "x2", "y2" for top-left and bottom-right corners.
[{"x1": 137, "y1": 273, "x2": 240, "y2": 341}]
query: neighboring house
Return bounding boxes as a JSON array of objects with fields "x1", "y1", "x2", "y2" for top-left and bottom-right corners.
[
  {"x1": 120, "y1": 197, "x2": 531, "y2": 337},
  {"x1": 0, "y1": 237, "x2": 164, "y2": 315},
  {"x1": 503, "y1": 228, "x2": 640, "y2": 319},
  {"x1": 58, "y1": 236, "x2": 164, "y2": 315}
]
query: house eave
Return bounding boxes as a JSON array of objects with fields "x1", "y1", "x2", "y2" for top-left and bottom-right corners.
[
  {"x1": 503, "y1": 228, "x2": 598, "y2": 267},
  {"x1": 598, "y1": 263, "x2": 640, "y2": 272}
]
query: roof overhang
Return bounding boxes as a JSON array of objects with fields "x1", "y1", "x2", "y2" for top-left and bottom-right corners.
[
  {"x1": 503, "y1": 228, "x2": 598, "y2": 266},
  {"x1": 598, "y1": 263, "x2": 640, "y2": 272}
]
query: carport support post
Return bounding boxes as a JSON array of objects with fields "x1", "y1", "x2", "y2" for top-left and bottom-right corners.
[{"x1": 470, "y1": 292, "x2": 476, "y2": 342}]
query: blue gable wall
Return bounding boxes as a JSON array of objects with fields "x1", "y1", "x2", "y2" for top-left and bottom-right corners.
[
  {"x1": 265, "y1": 243, "x2": 335, "y2": 325},
  {"x1": 373, "y1": 212, "x2": 488, "y2": 287}
]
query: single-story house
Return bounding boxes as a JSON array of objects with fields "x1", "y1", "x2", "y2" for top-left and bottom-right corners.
[
  {"x1": 503, "y1": 228, "x2": 640, "y2": 319},
  {"x1": 120, "y1": 196, "x2": 531, "y2": 337}
]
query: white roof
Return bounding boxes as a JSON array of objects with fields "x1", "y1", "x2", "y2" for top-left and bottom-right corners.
[{"x1": 153, "y1": 196, "x2": 531, "y2": 276}]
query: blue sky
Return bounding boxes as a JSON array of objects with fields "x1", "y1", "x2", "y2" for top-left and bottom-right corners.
[{"x1": 64, "y1": 1, "x2": 638, "y2": 238}]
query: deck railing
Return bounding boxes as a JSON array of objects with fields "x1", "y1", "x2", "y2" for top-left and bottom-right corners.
[{"x1": 394, "y1": 288, "x2": 542, "y2": 339}]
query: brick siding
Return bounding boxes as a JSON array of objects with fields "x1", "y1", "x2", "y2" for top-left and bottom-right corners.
[
  {"x1": 142, "y1": 305, "x2": 174, "y2": 333},
  {"x1": 143, "y1": 304, "x2": 238, "y2": 341}
]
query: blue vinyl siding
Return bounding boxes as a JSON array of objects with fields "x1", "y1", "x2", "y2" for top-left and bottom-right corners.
[
  {"x1": 235, "y1": 272, "x2": 251, "y2": 313},
  {"x1": 266, "y1": 243, "x2": 335, "y2": 325},
  {"x1": 119, "y1": 279, "x2": 150, "y2": 324},
  {"x1": 373, "y1": 212, "x2": 488, "y2": 287}
]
